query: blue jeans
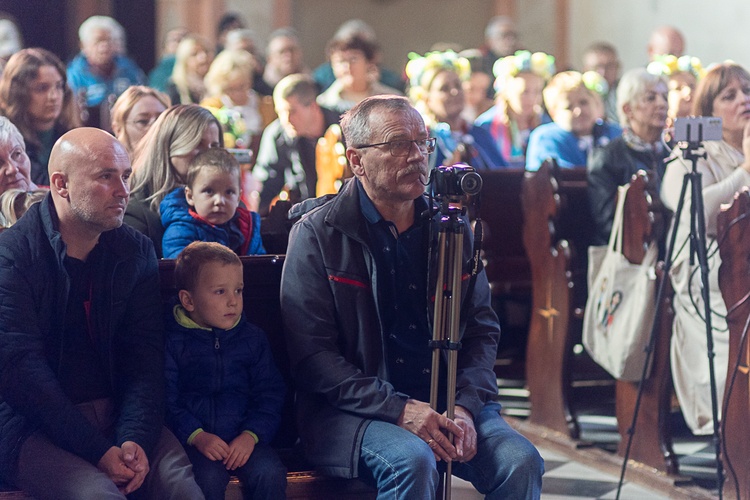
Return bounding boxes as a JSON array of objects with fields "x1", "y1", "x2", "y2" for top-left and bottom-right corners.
[{"x1": 358, "y1": 402, "x2": 543, "y2": 500}]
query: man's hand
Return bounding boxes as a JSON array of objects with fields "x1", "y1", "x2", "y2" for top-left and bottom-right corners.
[
  {"x1": 451, "y1": 406, "x2": 478, "y2": 462},
  {"x1": 224, "y1": 432, "x2": 256, "y2": 470},
  {"x1": 119, "y1": 441, "x2": 149, "y2": 494},
  {"x1": 97, "y1": 446, "x2": 135, "y2": 491},
  {"x1": 397, "y1": 399, "x2": 464, "y2": 462},
  {"x1": 192, "y1": 431, "x2": 230, "y2": 461}
]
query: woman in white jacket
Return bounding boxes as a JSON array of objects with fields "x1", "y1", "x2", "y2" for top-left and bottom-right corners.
[{"x1": 661, "y1": 62, "x2": 750, "y2": 434}]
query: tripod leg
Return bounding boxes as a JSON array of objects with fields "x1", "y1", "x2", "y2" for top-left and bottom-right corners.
[
  {"x1": 431, "y1": 231, "x2": 448, "y2": 410},
  {"x1": 690, "y1": 172, "x2": 725, "y2": 494}
]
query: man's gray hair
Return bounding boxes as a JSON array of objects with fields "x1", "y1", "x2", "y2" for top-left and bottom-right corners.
[
  {"x1": 268, "y1": 27, "x2": 299, "y2": 47},
  {"x1": 226, "y1": 28, "x2": 258, "y2": 51},
  {"x1": 78, "y1": 15, "x2": 123, "y2": 45},
  {"x1": 485, "y1": 16, "x2": 514, "y2": 39},
  {"x1": 340, "y1": 95, "x2": 416, "y2": 147}
]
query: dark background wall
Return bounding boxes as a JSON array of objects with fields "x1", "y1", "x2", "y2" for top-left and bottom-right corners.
[{"x1": 0, "y1": 0, "x2": 156, "y2": 71}]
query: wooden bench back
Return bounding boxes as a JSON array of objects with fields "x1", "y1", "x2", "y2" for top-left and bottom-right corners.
[
  {"x1": 521, "y1": 159, "x2": 600, "y2": 438},
  {"x1": 718, "y1": 188, "x2": 750, "y2": 497},
  {"x1": 475, "y1": 168, "x2": 530, "y2": 297},
  {"x1": 614, "y1": 172, "x2": 678, "y2": 474}
]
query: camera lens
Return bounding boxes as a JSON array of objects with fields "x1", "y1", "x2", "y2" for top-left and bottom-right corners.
[{"x1": 460, "y1": 172, "x2": 482, "y2": 196}]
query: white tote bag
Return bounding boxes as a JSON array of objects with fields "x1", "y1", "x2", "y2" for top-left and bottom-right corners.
[{"x1": 582, "y1": 184, "x2": 658, "y2": 381}]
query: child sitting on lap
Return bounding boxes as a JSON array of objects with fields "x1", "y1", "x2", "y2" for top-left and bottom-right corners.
[
  {"x1": 161, "y1": 148, "x2": 266, "y2": 258},
  {"x1": 165, "y1": 241, "x2": 287, "y2": 499}
]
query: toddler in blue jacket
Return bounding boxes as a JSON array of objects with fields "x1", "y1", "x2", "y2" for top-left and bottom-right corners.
[
  {"x1": 165, "y1": 241, "x2": 286, "y2": 499},
  {"x1": 161, "y1": 148, "x2": 266, "y2": 259}
]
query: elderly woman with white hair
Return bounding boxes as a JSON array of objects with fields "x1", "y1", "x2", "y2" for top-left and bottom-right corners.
[
  {"x1": 66, "y1": 15, "x2": 145, "y2": 109},
  {"x1": 587, "y1": 67, "x2": 670, "y2": 245},
  {"x1": 0, "y1": 116, "x2": 38, "y2": 197}
]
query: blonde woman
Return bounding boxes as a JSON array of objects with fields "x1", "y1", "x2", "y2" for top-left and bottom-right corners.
[
  {"x1": 407, "y1": 50, "x2": 505, "y2": 169},
  {"x1": 201, "y1": 49, "x2": 275, "y2": 151},
  {"x1": 110, "y1": 85, "x2": 170, "y2": 155},
  {"x1": 476, "y1": 50, "x2": 554, "y2": 165},
  {"x1": 125, "y1": 104, "x2": 222, "y2": 256},
  {"x1": 166, "y1": 35, "x2": 213, "y2": 104}
]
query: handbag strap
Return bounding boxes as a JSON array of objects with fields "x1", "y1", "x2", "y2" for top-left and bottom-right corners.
[{"x1": 607, "y1": 183, "x2": 630, "y2": 254}]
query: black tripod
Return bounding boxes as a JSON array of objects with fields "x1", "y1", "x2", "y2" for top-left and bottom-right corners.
[{"x1": 617, "y1": 137, "x2": 724, "y2": 499}]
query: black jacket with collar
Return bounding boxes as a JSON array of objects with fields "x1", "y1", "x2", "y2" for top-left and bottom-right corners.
[
  {"x1": 281, "y1": 178, "x2": 500, "y2": 478},
  {"x1": 0, "y1": 194, "x2": 165, "y2": 482}
]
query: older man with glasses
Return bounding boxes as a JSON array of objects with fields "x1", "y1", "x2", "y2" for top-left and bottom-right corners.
[{"x1": 281, "y1": 95, "x2": 543, "y2": 500}]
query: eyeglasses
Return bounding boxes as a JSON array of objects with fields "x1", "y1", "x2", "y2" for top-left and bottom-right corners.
[{"x1": 355, "y1": 138, "x2": 436, "y2": 157}]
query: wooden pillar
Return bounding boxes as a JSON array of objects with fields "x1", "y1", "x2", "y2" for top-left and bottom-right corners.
[
  {"x1": 273, "y1": 0, "x2": 292, "y2": 28},
  {"x1": 493, "y1": 0, "x2": 516, "y2": 19},
  {"x1": 555, "y1": 0, "x2": 569, "y2": 70},
  {"x1": 155, "y1": 0, "x2": 225, "y2": 54}
]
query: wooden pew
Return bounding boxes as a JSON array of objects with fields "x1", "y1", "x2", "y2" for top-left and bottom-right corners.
[
  {"x1": 717, "y1": 189, "x2": 750, "y2": 499},
  {"x1": 521, "y1": 159, "x2": 614, "y2": 438},
  {"x1": 614, "y1": 172, "x2": 679, "y2": 474},
  {"x1": 477, "y1": 168, "x2": 530, "y2": 298},
  {"x1": 476, "y1": 168, "x2": 531, "y2": 377}
]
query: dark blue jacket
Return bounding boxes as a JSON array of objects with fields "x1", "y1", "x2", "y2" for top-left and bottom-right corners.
[
  {"x1": 0, "y1": 194, "x2": 164, "y2": 482},
  {"x1": 160, "y1": 187, "x2": 266, "y2": 259},
  {"x1": 164, "y1": 306, "x2": 285, "y2": 445}
]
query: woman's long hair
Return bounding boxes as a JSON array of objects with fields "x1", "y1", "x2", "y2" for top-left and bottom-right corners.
[
  {"x1": 129, "y1": 104, "x2": 223, "y2": 212},
  {"x1": 0, "y1": 48, "x2": 80, "y2": 146},
  {"x1": 171, "y1": 35, "x2": 212, "y2": 104}
]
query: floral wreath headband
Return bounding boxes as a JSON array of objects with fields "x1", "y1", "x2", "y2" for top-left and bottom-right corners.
[
  {"x1": 405, "y1": 50, "x2": 472, "y2": 91},
  {"x1": 580, "y1": 70, "x2": 609, "y2": 97},
  {"x1": 492, "y1": 50, "x2": 556, "y2": 94},
  {"x1": 647, "y1": 54, "x2": 705, "y2": 80}
]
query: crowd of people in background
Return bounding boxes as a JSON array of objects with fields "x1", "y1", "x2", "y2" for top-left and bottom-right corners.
[
  {"x1": 0, "y1": 12, "x2": 715, "y2": 230},
  {"x1": 0, "y1": 8, "x2": 749, "y2": 499}
]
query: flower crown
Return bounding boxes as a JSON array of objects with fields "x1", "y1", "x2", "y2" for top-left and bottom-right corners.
[
  {"x1": 647, "y1": 54, "x2": 705, "y2": 80},
  {"x1": 581, "y1": 70, "x2": 609, "y2": 97},
  {"x1": 405, "y1": 50, "x2": 472, "y2": 90},
  {"x1": 493, "y1": 50, "x2": 555, "y2": 81}
]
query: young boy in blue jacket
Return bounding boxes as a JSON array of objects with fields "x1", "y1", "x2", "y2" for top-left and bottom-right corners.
[
  {"x1": 165, "y1": 241, "x2": 286, "y2": 499},
  {"x1": 160, "y1": 148, "x2": 266, "y2": 259}
]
